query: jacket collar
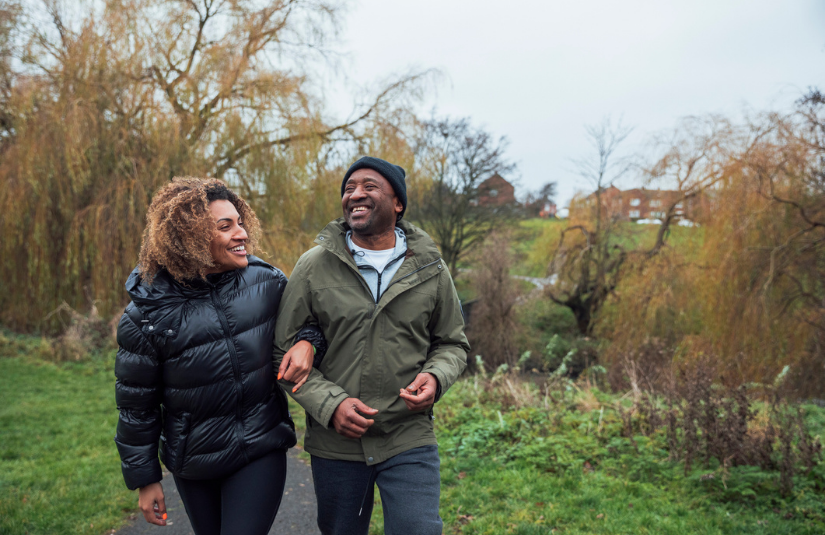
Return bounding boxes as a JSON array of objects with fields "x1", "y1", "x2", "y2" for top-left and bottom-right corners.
[
  {"x1": 314, "y1": 218, "x2": 442, "y2": 271},
  {"x1": 125, "y1": 256, "x2": 267, "y2": 337}
]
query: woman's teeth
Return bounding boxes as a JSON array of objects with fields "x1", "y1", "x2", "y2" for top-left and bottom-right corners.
[{"x1": 230, "y1": 245, "x2": 245, "y2": 252}]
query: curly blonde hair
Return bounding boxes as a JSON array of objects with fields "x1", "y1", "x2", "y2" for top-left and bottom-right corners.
[{"x1": 138, "y1": 177, "x2": 262, "y2": 285}]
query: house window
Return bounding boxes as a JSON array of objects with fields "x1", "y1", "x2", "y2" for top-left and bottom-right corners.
[
  {"x1": 650, "y1": 199, "x2": 661, "y2": 207},
  {"x1": 489, "y1": 189, "x2": 498, "y2": 197},
  {"x1": 629, "y1": 210, "x2": 640, "y2": 219},
  {"x1": 651, "y1": 211, "x2": 665, "y2": 218},
  {"x1": 630, "y1": 198, "x2": 640, "y2": 206}
]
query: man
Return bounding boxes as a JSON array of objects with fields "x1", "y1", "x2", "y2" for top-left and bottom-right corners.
[{"x1": 273, "y1": 156, "x2": 469, "y2": 535}]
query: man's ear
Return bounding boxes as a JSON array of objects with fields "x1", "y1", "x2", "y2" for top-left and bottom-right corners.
[{"x1": 394, "y1": 198, "x2": 403, "y2": 214}]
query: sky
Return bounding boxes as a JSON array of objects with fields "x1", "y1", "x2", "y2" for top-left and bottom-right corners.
[{"x1": 325, "y1": 0, "x2": 825, "y2": 208}]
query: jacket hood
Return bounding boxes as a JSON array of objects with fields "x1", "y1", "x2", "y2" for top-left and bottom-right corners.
[{"x1": 125, "y1": 255, "x2": 269, "y2": 338}]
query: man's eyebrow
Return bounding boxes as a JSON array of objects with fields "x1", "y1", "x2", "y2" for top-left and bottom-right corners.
[{"x1": 346, "y1": 176, "x2": 381, "y2": 186}]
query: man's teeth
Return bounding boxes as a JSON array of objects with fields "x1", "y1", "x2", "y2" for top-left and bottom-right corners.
[
  {"x1": 230, "y1": 245, "x2": 245, "y2": 252},
  {"x1": 352, "y1": 207, "x2": 367, "y2": 213}
]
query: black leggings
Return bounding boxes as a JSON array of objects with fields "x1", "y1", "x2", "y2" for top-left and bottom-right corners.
[{"x1": 173, "y1": 450, "x2": 287, "y2": 535}]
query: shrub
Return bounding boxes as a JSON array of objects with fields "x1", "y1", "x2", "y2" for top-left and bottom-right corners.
[{"x1": 466, "y1": 233, "x2": 523, "y2": 370}]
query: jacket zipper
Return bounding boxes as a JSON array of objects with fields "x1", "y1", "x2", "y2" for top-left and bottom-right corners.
[
  {"x1": 353, "y1": 250, "x2": 408, "y2": 302},
  {"x1": 210, "y1": 287, "x2": 249, "y2": 464}
]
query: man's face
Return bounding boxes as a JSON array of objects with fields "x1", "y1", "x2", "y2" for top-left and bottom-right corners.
[{"x1": 342, "y1": 168, "x2": 402, "y2": 235}]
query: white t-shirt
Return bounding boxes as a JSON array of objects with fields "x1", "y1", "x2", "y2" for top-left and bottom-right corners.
[{"x1": 349, "y1": 242, "x2": 395, "y2": 273}]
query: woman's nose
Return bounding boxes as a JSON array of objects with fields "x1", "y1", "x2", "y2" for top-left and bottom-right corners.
[{"x1": 236, "y1": 225, "x2": 248, "y2": 241}]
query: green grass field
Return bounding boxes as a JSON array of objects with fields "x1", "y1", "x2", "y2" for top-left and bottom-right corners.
[
  {"x1": 430, "y1": 380, "x2": 825, "y2": 534},
  {"x1": 0, "y1": 336, "x2": 134, "y2": 534},
  {"x1": 3, "y1": 332, "x2": 823, "y2": 534}
]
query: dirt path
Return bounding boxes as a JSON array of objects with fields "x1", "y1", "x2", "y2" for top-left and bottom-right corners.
[{"x1": 115, "y1": 448, "x2": 320, "y2": 535}]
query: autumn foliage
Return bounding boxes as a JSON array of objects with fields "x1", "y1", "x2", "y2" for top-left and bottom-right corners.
[
  {"x1": 0, "y1": 1, "x2": 423, "y2": 332},
  {"x1": 596, "y1": 110, "x2": 825, "y2": 396}
]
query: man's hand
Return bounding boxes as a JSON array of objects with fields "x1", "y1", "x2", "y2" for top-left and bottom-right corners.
[
  {"x1": 399, "y1": 373, "x2": 438, "y2": 412},
  {"x1": 331, "y1": 398, "x2": 378, "y2": 439},
  {"x1": 138, "y1": 482, "x2": 167, "y2": 526},
  {"x1": 278, "y1": 340, "x2": 314, "y2": 393}
]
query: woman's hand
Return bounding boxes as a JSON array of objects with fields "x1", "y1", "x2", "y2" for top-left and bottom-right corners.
[
  {"x1": 138, "y1": 482, "x2": 167, "y2": 526},
  {"x1": 278, "y1": 340, "x2": 314, "y2": 393}
]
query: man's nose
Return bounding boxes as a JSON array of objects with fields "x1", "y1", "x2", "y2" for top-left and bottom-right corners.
[{"x1": 350, "y1": 185, "x2": 368, "y2": 199}]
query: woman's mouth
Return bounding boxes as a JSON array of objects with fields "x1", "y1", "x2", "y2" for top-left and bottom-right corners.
[{"x1": 229, "y1": 244, "x2": 246, "y2": 256}]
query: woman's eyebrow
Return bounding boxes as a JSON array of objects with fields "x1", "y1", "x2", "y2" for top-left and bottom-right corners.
[{"x1": 216, "y1": 217, "x2": 235, "y2": 224}]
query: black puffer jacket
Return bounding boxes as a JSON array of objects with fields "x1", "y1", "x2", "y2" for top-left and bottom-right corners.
[{"x1": 114, "y1": 256, "x2": 324, "y2": 490}]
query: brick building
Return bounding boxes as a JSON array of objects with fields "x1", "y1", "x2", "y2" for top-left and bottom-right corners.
[
  {"x1": 477, "y1": 173, "x2": 516, "y2": 206},
  {"x1": 581, "y1": 186, "x2": 698, "y2": 221}
]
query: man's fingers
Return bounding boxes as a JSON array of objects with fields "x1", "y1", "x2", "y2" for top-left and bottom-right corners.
[
  {"x1": 402, "y1": 398, "x2": 427, "y2": 410},
  {"x1": 337, "y1": 418, "x2": 369, "y2": 438},
  {"x1": 399, "y1": 388, "x2": 432, "y2": 402},
  {"x1": 399, "y1": 389, "x2": 421, "y2": 400},
  {"x1": 352, "y1": 399, "x2": 378, "y2": 415},
  {"x1": 405, "y1": 375, "x2": 425, "y2": 392},
  {"x1": 347, "y1": 411, "x2": 374, "y2": 429}
]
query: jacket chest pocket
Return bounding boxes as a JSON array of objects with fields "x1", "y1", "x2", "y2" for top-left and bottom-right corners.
[{"x1": 312, "y1": 285, "x2": 374, "y2": 330}]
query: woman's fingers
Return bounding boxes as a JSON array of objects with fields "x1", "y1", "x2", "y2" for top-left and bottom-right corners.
[
  {"x1": 138, "y1": 482, "x2": 167, "y2": 526},
  {"x1": 292, "y1": 374, "x2": 308, "y2": 393},
  {"x1": 156, "y1": 494, "x2": 167, "y2": 522},
  {"x1": 281, "y1": 341, "x2": 314, "y2": 385},
  {"x1": 283, "y1": 360, "x2": 310, "y2": 383},
  {"x1": 277, "y1": 352, "x2": 292, "y2": 381}
]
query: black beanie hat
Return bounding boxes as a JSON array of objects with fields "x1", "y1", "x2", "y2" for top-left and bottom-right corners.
[{"x1": 341, "y1": 156, "x2": 407, "y2": 219}]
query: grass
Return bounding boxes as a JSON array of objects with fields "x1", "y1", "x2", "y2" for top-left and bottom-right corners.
[
  {"x1": 513, "y1": 217, "x2": 705, "y2": 280},
  {"x1": 0, "y1": 334, "x2": 134, "y2": 535},
  {"x1": 430, "y1": 380, "x2": 825, "y2": 534},
  {"x1": 3, "y1": 330, "x2": 823, "y2": 534}
]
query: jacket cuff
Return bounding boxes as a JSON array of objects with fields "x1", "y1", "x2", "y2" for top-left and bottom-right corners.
[
  {"x1": 115, "y1": 439, "x2": 162, "y2": 490},
  {"x1": 316, "y1": 390, "x2": 350, "y2": 428},
  {"x1": 421, "y1": 369, "x2": 445, "y2": 403}
]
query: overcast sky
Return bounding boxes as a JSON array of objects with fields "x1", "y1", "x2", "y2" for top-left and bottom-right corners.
[{"x1": 327, "y1": 0, "x2": 825, "y2": 207}]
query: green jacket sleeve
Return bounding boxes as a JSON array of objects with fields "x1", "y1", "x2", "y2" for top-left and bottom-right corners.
[
  {"x1": 420, "y1": 264, "x2": 470, "y2": 401},
  {"x1": 273, "y1": 259, "x2": 349, "y2": 427}
]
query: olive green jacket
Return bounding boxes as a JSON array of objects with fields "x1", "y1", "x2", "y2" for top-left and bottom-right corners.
[{"x1": 273, "y1": 218, "x2": 469, "y2": 465}]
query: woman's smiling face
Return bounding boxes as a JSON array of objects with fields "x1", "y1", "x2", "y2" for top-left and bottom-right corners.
[{"x1": 206, "y1": 200, "x2": 249, "y2": 273}]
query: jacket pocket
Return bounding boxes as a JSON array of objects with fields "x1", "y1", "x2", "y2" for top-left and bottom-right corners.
[{"x1": 174, "y1": 413, "x2": 191, "y2": 473}]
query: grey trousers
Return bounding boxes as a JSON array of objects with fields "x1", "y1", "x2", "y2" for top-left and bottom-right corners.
[{"x1": 310, "y1": 445, "x2": 442, "y2": 535}]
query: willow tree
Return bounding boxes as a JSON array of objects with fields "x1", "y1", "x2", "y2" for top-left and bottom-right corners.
[
  {"x1": 595, "y1": 109, "x2": 825, "y2": 395},
  {"x1": 0, "y1": 0, "x2": 424, "y2": 332},
  {"x1": 548, "y1": 116, "x2": 735, "y2": 335}
]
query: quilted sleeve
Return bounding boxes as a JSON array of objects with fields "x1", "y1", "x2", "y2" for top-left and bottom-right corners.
[{"x1": 113, "y1": 307, "x2": 163, "y2": 490}]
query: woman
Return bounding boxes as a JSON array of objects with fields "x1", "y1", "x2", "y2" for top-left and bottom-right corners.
[{"x1": 114, "y1": 177, "x2": 322, "y2": 534}]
